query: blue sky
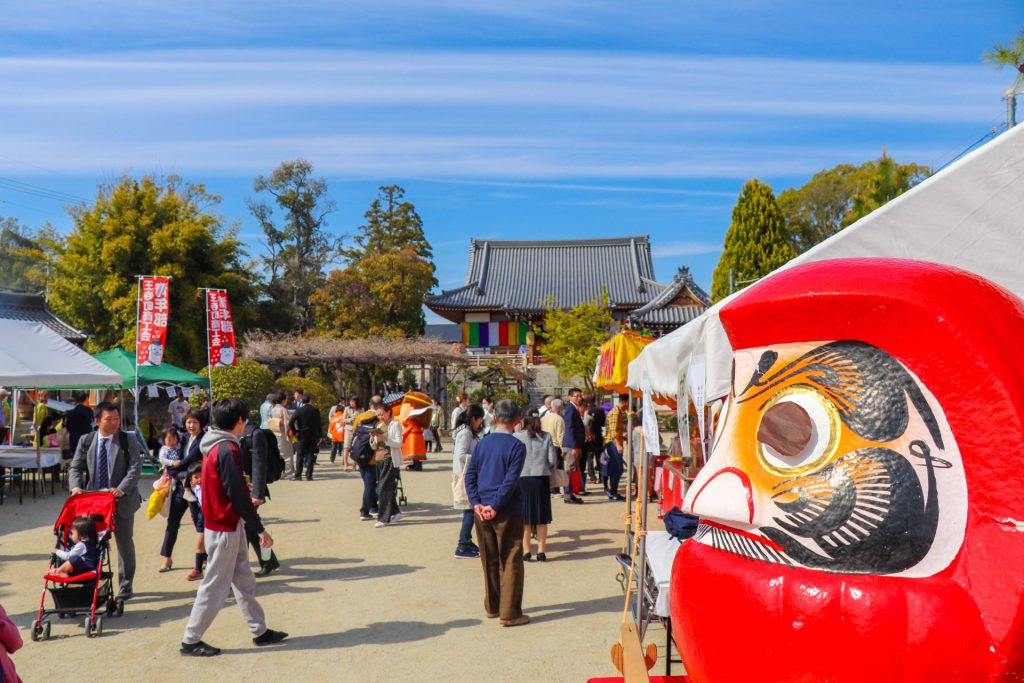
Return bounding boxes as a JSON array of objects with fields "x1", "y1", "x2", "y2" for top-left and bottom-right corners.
[{"x1": 2, "y1": 1, "x2": 1022, "y2": 321}]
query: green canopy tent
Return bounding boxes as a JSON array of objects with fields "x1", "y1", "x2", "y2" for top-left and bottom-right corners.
[
  {"x1": 90, "y1": 349, "x2": 210, "y2": 472},
  {"x1": 91, "y1": 349, "x2": 210, "y2": 390}
]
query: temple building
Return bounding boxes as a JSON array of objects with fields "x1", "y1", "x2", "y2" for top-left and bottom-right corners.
[
  {"x1": 0, "y1": 289, "x2": 87, "y2": 345},
  {"x1": 424, "y1": 236, "x2": 709, "y2": 359}
]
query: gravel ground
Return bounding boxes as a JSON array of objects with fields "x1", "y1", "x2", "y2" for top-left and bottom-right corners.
[{"x1": 0, "y1": 443, "x2": 650, "y2": 682}]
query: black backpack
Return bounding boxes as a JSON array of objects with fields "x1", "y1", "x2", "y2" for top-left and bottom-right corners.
[
  {"x1": 350, "y1": 421, "x2": 377, "y2": 468},
  {"x1": 241, "y1": 424, "x2": 286, "y2": 485}
]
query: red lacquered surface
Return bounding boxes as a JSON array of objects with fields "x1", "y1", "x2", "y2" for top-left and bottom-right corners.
[{"x1": 671, "y1": 259, "x2": 1024, "y2": 682}]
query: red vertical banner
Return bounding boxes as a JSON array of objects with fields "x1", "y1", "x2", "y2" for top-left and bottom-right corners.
[
  {"x1": 137, "y1": 276, "x2": 170, "y2": 366},
  {"x1": 207, "y1": 289, "x2": 237, "y2": 367}
]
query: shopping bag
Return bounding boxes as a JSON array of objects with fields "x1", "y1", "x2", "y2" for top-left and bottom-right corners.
[
  {"x1": 147, "y1": 475, "x2": 172, "y2": 520},
  {"x1": 571, "y1": 469, "x2": 582, "y2": 494},
  {"x1": 549, "y1": 467, "x2": 568, "y2": 489},
  {"x1": 452, "y1": 472, "x2": 469, "y2": 509}
]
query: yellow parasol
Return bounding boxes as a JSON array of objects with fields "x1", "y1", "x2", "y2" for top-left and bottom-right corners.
[{"x1": 594, "y1": 331, "x2": 654, "y2": 395}]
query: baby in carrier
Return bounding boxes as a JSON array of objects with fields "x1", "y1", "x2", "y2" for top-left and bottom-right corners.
[{"x1": 52, "y1": 516, "x2": 100, "y2": 577}]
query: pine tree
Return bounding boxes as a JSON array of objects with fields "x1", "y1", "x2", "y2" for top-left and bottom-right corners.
[
  {"x1": 711, "y1": 178, "x2": 796, "y2": 303},
  {"x1": 311, "y1": 185, "x2": 437, "y2": 337}
]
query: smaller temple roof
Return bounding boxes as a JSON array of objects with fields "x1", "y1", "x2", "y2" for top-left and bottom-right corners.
[
  {"x1": 627, "y1": 266, "x2": 710, "y2": 328},
  {"x1": 0, "y1": 289, "x2": 87, "y2": 344}
]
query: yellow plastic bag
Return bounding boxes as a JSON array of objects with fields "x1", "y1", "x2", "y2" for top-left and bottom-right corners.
[{"x1": 147, "y1": 475, "x2": 172, "y2": 520}]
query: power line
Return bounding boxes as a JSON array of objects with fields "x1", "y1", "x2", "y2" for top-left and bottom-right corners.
[
  {"x1": 0, "y1": 197, "x2": 64, "y2": 219},
  {"x1": 0, "y1": 177, "x2": 85, "y2": 204},
  {"x1": 930, "y1": 118, "x2": 1008, "y2": 172}
]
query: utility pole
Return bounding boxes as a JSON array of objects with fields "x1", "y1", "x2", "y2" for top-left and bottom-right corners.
[{"x1": 1008, "y1": 89, "x2": 1018, "y2": 128}]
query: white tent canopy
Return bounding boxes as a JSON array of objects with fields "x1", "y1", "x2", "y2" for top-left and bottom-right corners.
[
  {"x1": 0, "y1": 319, "x2": 122, "y2": 388},
  {"x1": 629, "y1": 122, "x2": 1024, "y2": 400}
]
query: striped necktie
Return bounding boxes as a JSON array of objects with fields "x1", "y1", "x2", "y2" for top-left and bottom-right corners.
[{"x1": 95, "y1": 437, "x2": 110, "y2": 490}]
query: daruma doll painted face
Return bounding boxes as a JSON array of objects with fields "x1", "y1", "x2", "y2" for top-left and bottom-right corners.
[{"x1": 673, "y1": 259, "x2": 1024, "y2": 682}]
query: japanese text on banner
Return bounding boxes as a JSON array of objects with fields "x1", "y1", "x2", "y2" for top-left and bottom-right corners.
[
  {"x1": 207, "y1": 289, "x2": 237, "y2": 367},
  {"x1": 137, "y1": 276, "x2": 170, "y2": 366}
]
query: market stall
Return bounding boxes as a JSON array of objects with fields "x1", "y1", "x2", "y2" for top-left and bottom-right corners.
[
  {"x1": 0, "y1": 320, "x2": 122, "y2": 502},
  {"x1": 596, "y1": 330, "x2": 687, "y2": 678}
]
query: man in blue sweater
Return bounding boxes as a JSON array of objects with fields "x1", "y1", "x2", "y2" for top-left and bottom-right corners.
[
  {"x1": 561, "y1": 387, "x2": 586, "y2": 504},
  {"x1": 464, "y1": 399, "x2": 529, "y2": 627}
]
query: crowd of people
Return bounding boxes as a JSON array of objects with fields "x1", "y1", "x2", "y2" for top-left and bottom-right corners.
[{"x1": 0, "y1": 381, "x2": 639, "y2": 676}]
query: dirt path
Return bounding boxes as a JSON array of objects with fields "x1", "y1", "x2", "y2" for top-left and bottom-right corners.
[{"x1": 0, "y1": 444, "x2": 644, "y2": 682}]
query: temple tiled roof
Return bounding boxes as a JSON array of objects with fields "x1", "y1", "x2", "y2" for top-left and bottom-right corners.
[
  {"x1": 425, "y1": 236, "x2": 663, "y2": 314},
  {"x1": 627, "y1": 266, "x2": 710, "y2": 327},
  {"x1": 0, "y1": 290, "x2": 87, "y2": 343}
]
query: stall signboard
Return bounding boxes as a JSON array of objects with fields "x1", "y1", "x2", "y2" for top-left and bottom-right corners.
[
  {"x1": 137, "y1": 276, "x2": 170, "y2": 366},
  {"x1": 206, "y1": 289, "x2": 237, "y2": 367}
]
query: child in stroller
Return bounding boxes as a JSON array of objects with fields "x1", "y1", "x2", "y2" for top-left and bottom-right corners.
[
  {"x1": 51, "y1": 516, "x2": 100, "y2": 578},
  {"x1": 32, "y1": 492, "x2": 123, "y2": 641}
]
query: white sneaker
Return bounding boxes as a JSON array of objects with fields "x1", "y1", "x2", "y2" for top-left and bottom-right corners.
[
  {"x1": 375, "y1": 521, "x2": 389, "y2": 528},
  {"x1": 391, "y1": 513, "x2": 403, "y2": 523}
]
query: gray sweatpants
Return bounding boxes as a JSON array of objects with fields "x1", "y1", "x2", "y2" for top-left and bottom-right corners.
[{"x1": 182, "y1": 522, "x2": 267, "y2": 644}]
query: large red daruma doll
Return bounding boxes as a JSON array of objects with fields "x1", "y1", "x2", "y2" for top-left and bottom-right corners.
[{"x1": 672, "y1": 259, "x2": 1024, "y2": 682}]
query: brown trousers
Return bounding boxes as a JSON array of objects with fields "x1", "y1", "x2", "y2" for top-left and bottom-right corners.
[{"x1": 474, "y1": 511, "x2": 525, "y2": 620}]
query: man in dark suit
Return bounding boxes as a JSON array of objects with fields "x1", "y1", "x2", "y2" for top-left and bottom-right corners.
[
  {"x1": 561, "y1": 387, "x2": 585, "y2": 505},
  {"x1": 288, "y1": 395, "x2": 322, "y2": 480},
  {"x1": 64, "y1": 391, "x2": 95, "y2": 458},
  {"x1": 69, "y1": 402, "x2": 142, "y2": 599}
]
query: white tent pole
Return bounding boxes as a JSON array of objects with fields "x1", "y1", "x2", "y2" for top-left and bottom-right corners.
[
  {"x1": 202, "y1": 288, "x2": 213, "y2": 403},
  {"x1": 636, "y1": 392, "x2": 650, "y2": 635},
  {"x1": 626, "y1": 393, "x2": 634, "y2": 532},
  {"x1": 34, "y1": 386, "x2": 40, "y2": 471},
  {"x1": 134, "y1": 275, "x2": 143, "y2": 433}
]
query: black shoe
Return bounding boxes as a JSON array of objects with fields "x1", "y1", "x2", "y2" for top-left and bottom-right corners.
[
  {"x1": 537, "y1": 552, "x2": 547, "y2": 562},
  {"x1": 524, "y1": 552, "x2": 533, "y2": 562},
  {"x1": 255, "y1": 556, "x2": 280, "y2": 577},
  {"x1": 253, "y1": 628, "x2": 289, "y2": 646},
  {"x1": 305, "y1": 476, "x2": 313, "y2": 481},
  {"x1": 563, "y1": 497, "x2": 584, "y2": 505},
  {"x1": 330, "y1": 456, "x2": 336, "y2": 463},
  {"x1": 181, "y1": 640, "x2": 221, "y2": 657}
]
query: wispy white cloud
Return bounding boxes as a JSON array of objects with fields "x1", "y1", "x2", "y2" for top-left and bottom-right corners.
[
  {"x1": 0, "y1": 51, "x2": 997, "y2": 123},
  {"x1": 651, "y1": 242, "x2": 723, "y2": 258},
  {"x1": 0, "y1": 49, "x2": 1005, "y2": 182}
]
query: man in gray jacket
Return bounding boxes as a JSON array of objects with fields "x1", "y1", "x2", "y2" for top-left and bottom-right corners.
[{"x1": 69, "y1": 402, "x2": 142, "y2": 600}]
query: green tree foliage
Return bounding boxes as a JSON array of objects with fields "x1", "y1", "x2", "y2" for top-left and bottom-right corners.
[
  {"x1": 247, "y1": 159, "x2": 341, "y2": 331},
  {"x1": 984, "y1": 29, "x2": 1024, "y2": 91},
  {"x1": 345, "y1": 185, "x2": 432, "y2": 260},
  {"x1": 711, "y1": 179, "x2": 796, "y2": 302},
  {"x1": 199, "y1": 359, "x2": 275, "y2": 419},
  {"x1": 538, "y1": 290, "x2": 614, "y2": 391},
  {"x1": 311, "y1": 185, "x2": 437, "y2": 337},
  {"x1": 0, "y1": 219, "x2": 63, "y2": 292},
  {"x1": 50, "y1": 175, "x2": 257, "y2": 369},
  {"x1": 778, "y1": 154, "x2": 929, "y2": 253}
]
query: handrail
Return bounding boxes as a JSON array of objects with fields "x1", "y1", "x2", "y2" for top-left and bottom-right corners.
[{"x1": 662, "y1": 458, "x2": 700, "y2": 483}]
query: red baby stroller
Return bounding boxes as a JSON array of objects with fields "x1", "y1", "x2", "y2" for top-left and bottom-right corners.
[{"x1": 31, "y1": 492, "x2": 123, "y2": 641}]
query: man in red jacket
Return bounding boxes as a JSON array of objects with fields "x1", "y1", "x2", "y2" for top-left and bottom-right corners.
[{"x1": 180, "y1": 398, "x2": 288, "y2": 657}]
